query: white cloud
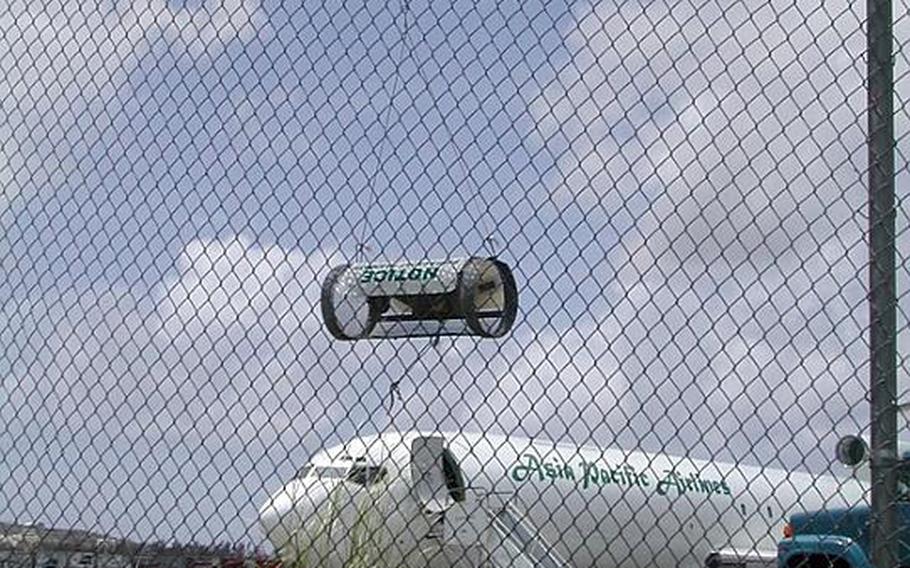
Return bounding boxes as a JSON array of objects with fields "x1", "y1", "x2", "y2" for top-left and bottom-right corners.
[
  {"x1": 150, "y1": 235, "x2": 359, "y2": 458},
  {"x1": 521, "y1": 0, "x2": 877, "y2": 468},
  {"x1": 0, "y1": 0, "x2": 267, "y2": 214},
  {"x1": 0, "y1": 236, "x2": 361, "y2": 543},
  {"x1": 157, "y1": 235, "x2": 325, "y2": 345},
  {"x1": 0, "y1": 0, "x2": 155, "y2": 210},
  {"x1": 159, "y1": 0, "x2": 268, "y2": 55}
]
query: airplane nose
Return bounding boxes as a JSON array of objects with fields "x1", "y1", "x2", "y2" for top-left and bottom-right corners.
[
  {"x1": 259, "y1": 480, "x2": 335, "y2": 550},
  {"x1": 259, "y1": 488, "x2": 296, "y2": 547}
]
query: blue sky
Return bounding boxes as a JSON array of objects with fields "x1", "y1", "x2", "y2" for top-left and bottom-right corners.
[{"x1": 1, "y1": 0, "x2": 909, "y2": 550}]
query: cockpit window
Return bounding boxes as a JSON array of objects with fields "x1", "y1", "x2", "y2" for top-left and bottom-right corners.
[
  {"x1": 313, "y1": 466, "x2": 348, "y2": 479},
  {"x1": 346, "y1": 465, "x2": 387, "y2": 486}
]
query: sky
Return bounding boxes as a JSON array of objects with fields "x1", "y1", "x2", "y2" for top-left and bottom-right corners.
[{"x1": 1, "y1": 0, "x2": 910, "y2": 550}]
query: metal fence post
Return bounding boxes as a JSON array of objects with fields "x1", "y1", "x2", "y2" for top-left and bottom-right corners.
[{"x1": 868, "y1": 0, "x2": 898, "y2": 566}]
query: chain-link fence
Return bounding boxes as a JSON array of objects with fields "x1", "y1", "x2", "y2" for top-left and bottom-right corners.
[{"x1": 2, "y1": 0, "x2": 909, "y2": 567}]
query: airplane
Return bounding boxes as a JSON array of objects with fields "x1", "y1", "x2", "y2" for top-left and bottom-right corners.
[{"x1": 259, "y1": 430, "x2": 870, "y2": 568}]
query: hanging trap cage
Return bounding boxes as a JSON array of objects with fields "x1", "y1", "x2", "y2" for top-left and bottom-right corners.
[{"x1": 321, "y1": 257, "x2": 518, "y2": 340}]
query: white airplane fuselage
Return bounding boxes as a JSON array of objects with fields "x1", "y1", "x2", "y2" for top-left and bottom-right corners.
[{"x1": 259, "y1": 431, "x2": 868, "y2": 568}]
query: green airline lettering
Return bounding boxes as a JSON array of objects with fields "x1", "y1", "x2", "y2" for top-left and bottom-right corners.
[
  {"x1": 610, "y1": 468, "x2": 623, "y2": 484},
  {"x1": 511, "y1": 457, "x2": 731, "y2": 499},
  {"x1": 511, "y1": 454, "x2": 546, "y2": 482}
]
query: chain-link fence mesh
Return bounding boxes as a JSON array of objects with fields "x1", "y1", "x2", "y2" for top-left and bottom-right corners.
[{"x1": 2, "y1": 0, "x2": 909, "y2": 566}]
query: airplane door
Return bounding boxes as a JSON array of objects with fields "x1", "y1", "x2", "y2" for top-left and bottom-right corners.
[{"x1": 410, "y1": 436, "x2": 454, "y2": 514}]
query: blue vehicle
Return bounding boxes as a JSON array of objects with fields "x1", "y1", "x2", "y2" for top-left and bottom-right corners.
[
  {"x1": 777, "y1": 436, "x2": 910, "y2": 568},
  {"x1": 777, "y1": 501, "x2": 910, "y2": 568},
  {"x1": 775, "y1": 435, "x2": 910, "y2": 568}
]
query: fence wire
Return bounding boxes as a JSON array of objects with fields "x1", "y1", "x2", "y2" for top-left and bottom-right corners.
[{"x1": 1, "y1": 0, "x2": 909, "y2": 567}]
